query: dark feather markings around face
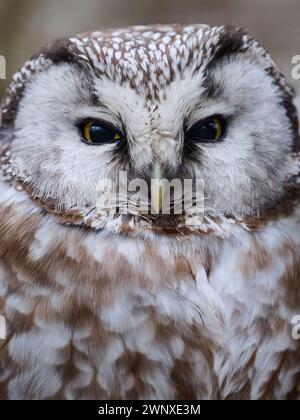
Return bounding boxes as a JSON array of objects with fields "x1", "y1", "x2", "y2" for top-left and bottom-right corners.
[{"x1": 0, "y1": 24, "x2": 299, "y2": 232}]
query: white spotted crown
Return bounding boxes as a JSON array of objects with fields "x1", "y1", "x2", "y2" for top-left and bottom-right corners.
[{"x1": 0, "y1": 24, "x2": 295, "y2": 127}]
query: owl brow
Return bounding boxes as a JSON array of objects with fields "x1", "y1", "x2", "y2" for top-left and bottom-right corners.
[
  {"x1": 89, "y1": 83, "x2": 108, "y2": 109},
  {"x1": 202, "y1": 72, "x2": 224, "y2": 98},
  {"x1": 76, "y1": 66, "x2": 107, "y2": 109},
  {"x1": 90, "y1": 91, "x2": 104, "y2": 107}
]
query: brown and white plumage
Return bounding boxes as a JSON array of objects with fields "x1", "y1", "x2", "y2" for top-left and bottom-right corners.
[{"x1": 0, "y1": 24, "x2": 300, "y2": 400}]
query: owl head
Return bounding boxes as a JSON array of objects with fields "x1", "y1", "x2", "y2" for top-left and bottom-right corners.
[{"x1": 0, "y1": 24, "x2": 299, "y2": 235}]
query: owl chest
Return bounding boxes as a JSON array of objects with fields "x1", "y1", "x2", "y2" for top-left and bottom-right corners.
[{"x1": 1, "y1": 219, "x2": 300, "y2": 400}]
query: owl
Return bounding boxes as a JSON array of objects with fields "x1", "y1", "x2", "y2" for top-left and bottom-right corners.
[{"x1": 0, "y1": 23, "x2": 300, "y2": 400}]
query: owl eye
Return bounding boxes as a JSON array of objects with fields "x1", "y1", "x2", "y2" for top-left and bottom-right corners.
[
  {"x1": 186, "y1": 116, "x2": 225, "y2": 143},
  {"x1": 80, "y1": 121, "x2": 121, "y2": 145}
]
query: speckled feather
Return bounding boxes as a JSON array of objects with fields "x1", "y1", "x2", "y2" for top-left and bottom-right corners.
[
  {"x1": 0, "y1": 24, "x2": 300, "y2": 400},
  {"x1": 0, "y1": 24, "x2": 296, "y2": 125}
]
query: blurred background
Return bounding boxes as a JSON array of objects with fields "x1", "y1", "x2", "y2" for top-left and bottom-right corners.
[{"x1": 0, "y1": 0, "x2": 299, "y2": 97}]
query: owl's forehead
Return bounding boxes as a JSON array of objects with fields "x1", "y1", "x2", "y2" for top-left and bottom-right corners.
[
  {"x1": 69, "y1": 24, "x2": 224, "y2": 96},
  {"x1": 1, "y1": 23, "x2": 294, "y2": 129}
]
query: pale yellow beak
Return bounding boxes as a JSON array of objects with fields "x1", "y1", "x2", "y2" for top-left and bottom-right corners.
[{"x1": 152, "y1": 162, "x2": 165, "y2": 214}]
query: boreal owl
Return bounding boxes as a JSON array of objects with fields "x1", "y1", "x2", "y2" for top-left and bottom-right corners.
[{"x1": 0, "y1": 24, "x2": 300, "y2": 400}]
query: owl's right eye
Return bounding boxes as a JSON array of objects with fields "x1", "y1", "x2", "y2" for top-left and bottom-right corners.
[{"x1": 80, "y1": 121, "x2": 121, "y2": 145}]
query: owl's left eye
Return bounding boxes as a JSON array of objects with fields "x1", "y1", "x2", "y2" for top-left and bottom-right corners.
[
  {"x1": 80, "y1": 121, "x2": 121, "y2": 145},
  {"x1": 186, "y1": 116, "x2": 225, "y2": 143}
]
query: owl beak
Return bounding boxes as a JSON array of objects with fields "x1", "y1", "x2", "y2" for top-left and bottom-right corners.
[{"x1": 151, "y1": 162, "x2": 165, "y2": 214}]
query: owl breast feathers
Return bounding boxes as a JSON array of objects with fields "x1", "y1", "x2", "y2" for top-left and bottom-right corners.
[{"x1": 0, "y1": 24, "x2": 300, "y2": 400}]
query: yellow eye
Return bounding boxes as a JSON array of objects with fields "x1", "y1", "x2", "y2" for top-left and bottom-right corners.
[
  {"x1": 81, "y1": 121, "x2": 121, "y2": 145},
  {"x1": 187, "y1": 116, "x2": 225, "y2": 143},
  {"x1": 213, "y1": 117, "x2": 223, "y2": 140}
]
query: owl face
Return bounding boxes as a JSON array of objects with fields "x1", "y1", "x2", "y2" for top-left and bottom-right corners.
[{"x1": 1, "y1": 25, "x2": 298, "y2": 232}]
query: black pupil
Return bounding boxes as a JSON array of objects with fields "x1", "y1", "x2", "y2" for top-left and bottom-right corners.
[
  {"x1": 89, "y1": 124, "x2": 115, "y2": 144},
  {"x1": 189, "y1": 119, "x2": 220, "y2": 142}
]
